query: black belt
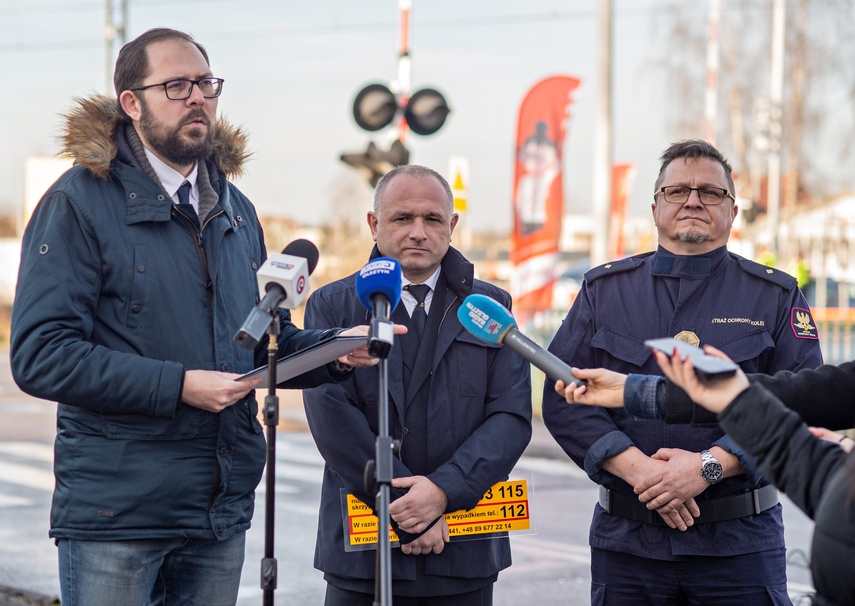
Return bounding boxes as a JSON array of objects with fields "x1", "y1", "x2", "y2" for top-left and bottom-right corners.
[{"x1": 598, "y1": 484, "x2": 779, "y2": 526}]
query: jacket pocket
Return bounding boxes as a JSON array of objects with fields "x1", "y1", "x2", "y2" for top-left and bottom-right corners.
[
  {"x1": 454, "y1": 331, "x2": 497, "y2": 397},
  {"x1": 716, "y1": 329, "x2": 775, "y2": 364},
  {"x1": 100, "y1": 406, "x2": 203, "y2": 440},
  {"x1": 591, "y1": 327, "x2": 650, "y2": 367}
]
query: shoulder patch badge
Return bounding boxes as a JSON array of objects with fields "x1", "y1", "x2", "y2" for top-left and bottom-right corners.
[{"x1": 791, "y1": 308, "x2": 818, "y2": 340}]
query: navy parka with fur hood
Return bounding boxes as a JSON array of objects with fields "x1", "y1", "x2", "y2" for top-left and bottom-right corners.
[{"x1": 11, "y1": 96, "x2": 343, "y2": 541}]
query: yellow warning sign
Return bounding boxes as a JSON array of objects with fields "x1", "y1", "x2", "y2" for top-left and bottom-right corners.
[
  {"x1": 344, "y1": 478, "x2": 531, "y2": 549},
  {"x1": 449, "y1": 156, "x2": 469, "y2": 213}
]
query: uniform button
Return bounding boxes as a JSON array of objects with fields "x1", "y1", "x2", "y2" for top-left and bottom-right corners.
[
  {"x1": 221, "y1": 363, "x2": 230, "y2": 372},
  {"x1": 219, "y1": 447, "x2": 228, "y2": 457},
  {"x1": 137, "y1": 265, "x2": 145, "y2": 272},
  {"x1": 215, "y1": 526, "x2": 223, "y2": 535},
  {"x1": 131, "y1": 305, "x2": 141, "y2": 313}
]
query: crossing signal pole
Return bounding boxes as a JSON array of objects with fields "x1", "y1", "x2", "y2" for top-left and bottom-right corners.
[{"x1": 341, "y1": 0, "x2": 450, "y2": 186}]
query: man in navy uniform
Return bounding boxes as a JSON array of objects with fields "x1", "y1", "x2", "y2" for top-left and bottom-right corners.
[{"x1": 542, "y1": 139, "x2": 822, "y2": 605}]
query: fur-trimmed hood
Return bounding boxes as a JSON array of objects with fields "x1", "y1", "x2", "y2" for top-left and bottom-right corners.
[{"x1": 58, "y1": 94, "x2": 251, "y2": 180}]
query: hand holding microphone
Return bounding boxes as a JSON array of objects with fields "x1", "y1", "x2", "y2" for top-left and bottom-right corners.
[{"x1": 457, "y1": 294, "x2": 586, "y2": 387}]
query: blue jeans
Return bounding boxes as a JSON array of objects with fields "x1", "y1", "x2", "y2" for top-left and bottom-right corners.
[{"x1": 57, "y1": 532, "x2": 246, "y2": 606}]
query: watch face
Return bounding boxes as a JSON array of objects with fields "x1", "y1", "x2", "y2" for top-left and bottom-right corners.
[{"x1": 702, "y1": 461, "x2": 723, "y2": 483}]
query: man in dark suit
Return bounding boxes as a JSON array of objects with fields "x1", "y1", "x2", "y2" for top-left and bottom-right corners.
[{"x1": 302, "y1": 164, "x2": 532, "y2": 605}]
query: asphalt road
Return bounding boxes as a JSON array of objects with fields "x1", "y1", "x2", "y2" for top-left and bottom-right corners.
[{"x1": 0, "y1": 349, "x2": 817, "y2": 605}]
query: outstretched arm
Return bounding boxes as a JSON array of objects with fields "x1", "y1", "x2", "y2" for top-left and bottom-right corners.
[
  {"x1": 553, "y1": 367, "x2": 627, "y2": 407},
  {"x1": 653, "y1": 346, "x2": 750, "y2": 414}
]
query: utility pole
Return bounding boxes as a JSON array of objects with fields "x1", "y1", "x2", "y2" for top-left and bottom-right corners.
[
  {"x1": 104, "y1": 0, "x2": 128, "y2": 94},
  {"x1": 591, "y1": 0, "x2": 613, "y2": 267},
  {"x1": 767, "y1": 0, "x2": 785, "y2": 256},
  {"x1": 704, "y1": 0, "x2": 721, "y2": 145}
]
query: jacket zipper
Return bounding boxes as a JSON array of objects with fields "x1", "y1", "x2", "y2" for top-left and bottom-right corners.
[{"x1": 172, "y1": 206, "x2": 224, "y2": 307}]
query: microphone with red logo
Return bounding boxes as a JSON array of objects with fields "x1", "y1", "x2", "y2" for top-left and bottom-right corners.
[{"x1": 233, "y1": 239, "x2": 319, "y2": 349}]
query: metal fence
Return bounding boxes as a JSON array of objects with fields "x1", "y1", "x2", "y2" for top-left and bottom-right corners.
[{"x1": 815, "y1": 320, "x2": 855, "y2": 365}]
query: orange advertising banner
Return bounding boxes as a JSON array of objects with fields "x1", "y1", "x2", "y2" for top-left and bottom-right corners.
[
  {"x1": 609, "y1": 163, "x2": 636, "y2": 259},
  {"x1": 511, "y1": 76, "x2": 581, "y2": 311}
]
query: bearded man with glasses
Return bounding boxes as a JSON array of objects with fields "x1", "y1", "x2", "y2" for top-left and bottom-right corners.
[
  {"x1": 10, "y1": 27, "x2": 385, "y2": 606},
  {"x1": 542, "y1": 139, "x2": 822, "y2": 604}
]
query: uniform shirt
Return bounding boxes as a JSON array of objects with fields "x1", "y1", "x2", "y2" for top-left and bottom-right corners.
[{"x1": 542, "y1": 245, "x2": 823, "y2": 560}]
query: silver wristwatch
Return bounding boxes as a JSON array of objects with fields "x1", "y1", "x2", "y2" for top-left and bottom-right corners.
[{"x1": 700, "y1": 450, "x2": 723, "y2": 484}]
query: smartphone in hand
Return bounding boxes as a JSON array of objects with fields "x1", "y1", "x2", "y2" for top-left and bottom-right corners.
[{"x1": 644, "y1": 338, "x2": 738, "y2": 381}]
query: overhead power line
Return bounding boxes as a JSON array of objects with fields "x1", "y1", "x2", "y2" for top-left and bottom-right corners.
[{"x1": 0, "y1": 3, "x2": 661, "y2": 55}]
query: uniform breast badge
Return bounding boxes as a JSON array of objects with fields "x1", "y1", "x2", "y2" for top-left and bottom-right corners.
[{"x1": 673, "y1": 330, "x2": 700, "y2": 347}]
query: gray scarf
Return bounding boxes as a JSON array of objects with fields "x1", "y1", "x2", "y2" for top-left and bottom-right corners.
[{"x1": 124, "y1": 124, "x2": 219, "y2": 223}]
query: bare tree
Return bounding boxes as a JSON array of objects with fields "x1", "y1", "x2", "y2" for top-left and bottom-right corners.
[
  {"x1": 315, "y1": 171, "x2": 375, "y2": 287},
  {"x1": 651, "y1": 0, "x2": 855, "y2": 212}
]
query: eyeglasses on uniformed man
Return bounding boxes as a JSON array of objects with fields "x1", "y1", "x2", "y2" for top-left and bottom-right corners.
[{"x1": 655, "y1": 185, "x2": 736, "y2": 206}]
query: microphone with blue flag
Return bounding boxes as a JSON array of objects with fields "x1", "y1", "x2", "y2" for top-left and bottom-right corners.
[
  {"x1": 457, "y1": 294, "x2": 586, "y2": 386},
  {"x1": 355, "y1": 257, "x2": 403, "y2": 358}
]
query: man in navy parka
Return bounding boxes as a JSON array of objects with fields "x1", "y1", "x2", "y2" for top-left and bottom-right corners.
[{"x1": 10, "y1": 27, "x2": 377, "y2": 606}]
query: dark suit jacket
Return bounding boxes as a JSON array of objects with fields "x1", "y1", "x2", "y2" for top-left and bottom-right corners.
[{"x1": 301, "y1": 247, "x2": 532, "y2": 590}]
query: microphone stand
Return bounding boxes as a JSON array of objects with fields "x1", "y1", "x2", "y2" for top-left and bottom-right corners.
[
  {"x1": 364, "y1": 301, "x2": 394, "y2": 606},
  {"x1": 260, "y1": 316, "x2": 280, "y2": 606}
]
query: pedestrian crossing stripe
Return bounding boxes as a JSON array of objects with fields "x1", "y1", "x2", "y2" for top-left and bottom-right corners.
[{"x1": 0, "y1": 460, "x2": 54, "y2": 491}]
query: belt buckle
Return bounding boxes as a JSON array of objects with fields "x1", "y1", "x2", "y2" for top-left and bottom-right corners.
[{"x1": 752, "y1": 489, "x2": 761, "y2": 514}]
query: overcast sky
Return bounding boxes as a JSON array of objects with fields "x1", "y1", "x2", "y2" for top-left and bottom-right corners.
[{"x1": 1, "y1": 0, "x2": 691, "y2": 234}]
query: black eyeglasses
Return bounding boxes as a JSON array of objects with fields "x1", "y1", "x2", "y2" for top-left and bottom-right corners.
[
  {"x1": 655, "y1": 186, "x2": 736, "y2": 206},
  {"x1": 130, "y1": 78, "x2": 224, "y2": 100}
]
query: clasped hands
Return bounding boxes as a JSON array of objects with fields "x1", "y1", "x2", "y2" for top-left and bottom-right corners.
[
  {"x1": 389, "y1": 475, "x2": 450, "y2": 555},
  {"x1": 628, "y1": 448, "x2": 712, "y2": 531},
  {"x1": 552, "y1": 348, "x2": 749, "y2": 532}
]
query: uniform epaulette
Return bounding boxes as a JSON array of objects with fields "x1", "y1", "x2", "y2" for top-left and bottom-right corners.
[
  {"x1": 732, "y1": 254, "x2": 797, "y2": 290},
  {"x1": 584, "y1": 252, "x2": 654, "y2": 283}
]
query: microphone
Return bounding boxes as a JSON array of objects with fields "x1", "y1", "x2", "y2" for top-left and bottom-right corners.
[
  {"x1": 354, "y1": 257, "x2": 402, "y2": 358},
  {"x1": 457, "y1": 294, "x2": 586, "y2": 386},
  {"x1": 233, "y1": 239, "x2": 320, "y2": 349}
]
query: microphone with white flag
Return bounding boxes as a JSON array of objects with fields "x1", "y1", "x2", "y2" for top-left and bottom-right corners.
[{"x1": 233, "y1": 239, "x2": 319, "y2": 349}]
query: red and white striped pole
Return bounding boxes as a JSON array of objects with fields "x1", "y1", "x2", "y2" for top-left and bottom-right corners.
[
  {"x1": 396, "y1": 0, "x2": 412, "y2": 143},
  {"x1": 704, "y1": 0, "x2": 721, "y2": 145}
]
